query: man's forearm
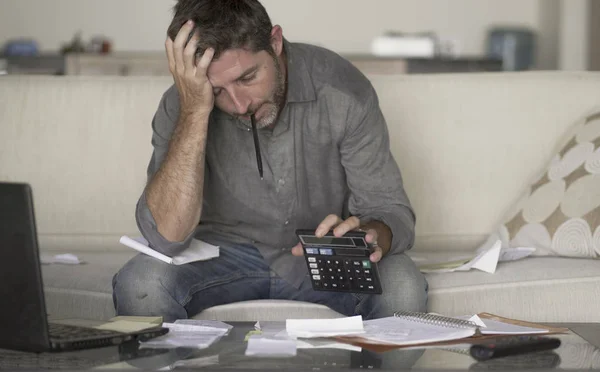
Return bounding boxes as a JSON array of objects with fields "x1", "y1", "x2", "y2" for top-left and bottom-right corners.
[{"x1": 145, "y1": 112, "x2": 209, "y2": 242}]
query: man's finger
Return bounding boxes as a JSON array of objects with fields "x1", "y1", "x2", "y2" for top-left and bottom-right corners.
[
  {"x1": 315, "y1": 214, "x2": 342, "y2": 237},
  {"x1": 332, "y1": 216, "x2": 361, "y2": 237},
  {"x1": 183, "y1": 30, "x2": 200, "y2": 73},
  {"x1": 165, "y1": 37, "x2": 175, "y2": 73},
  {"x1": 173, "y1": 20, "x2": 194, "y2": 72},
  {"x1": 364, "y1": 228, "x2": 379, "y2": 245},
  {"x1": 370, "y1": 246, "x2": 383, "y2": 263},
  {"x1": 196, "y1": 47, "x2": 215, "y2": 73},
  {"x1": 291, "y1": 243, "x2": 303, "y2": 256}
]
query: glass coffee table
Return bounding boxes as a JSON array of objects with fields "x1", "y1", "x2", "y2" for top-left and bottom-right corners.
[{"x1": 1, "y1": 322, "x2": 599, "y2": 370}]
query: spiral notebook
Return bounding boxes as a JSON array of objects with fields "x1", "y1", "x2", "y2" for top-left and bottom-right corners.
[{"x1": 337, "y1": 311, "x2": 568, "y2": 348}]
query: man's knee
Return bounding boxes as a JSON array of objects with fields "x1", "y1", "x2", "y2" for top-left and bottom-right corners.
[
  {"x1": 112, "y1": 254, "x2": 183, "y2": 316},
  {"x1": 379, "y1": 253, "x2": 428, "y2": 313}
]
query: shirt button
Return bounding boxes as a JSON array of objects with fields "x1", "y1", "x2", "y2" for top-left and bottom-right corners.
[
  {"x1": 285, "y1": 220, "x2": 289, "y2": 225},
  {"x1": 278, "y1": 179, "x2": 285, "y2": 186}
]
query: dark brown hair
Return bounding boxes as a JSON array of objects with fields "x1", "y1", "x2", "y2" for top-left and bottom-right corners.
[{"x1": 167, "y1": 0, "x2": 274, "y2": 59}]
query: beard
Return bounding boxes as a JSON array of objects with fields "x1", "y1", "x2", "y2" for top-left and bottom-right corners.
[{"x1": 238, "y1": 56, "x2": 286, "y2": 129}]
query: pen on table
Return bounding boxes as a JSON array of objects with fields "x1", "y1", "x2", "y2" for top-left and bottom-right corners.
[{"x1": 250, "y1": 114, "x2": 263, "y2": 180}]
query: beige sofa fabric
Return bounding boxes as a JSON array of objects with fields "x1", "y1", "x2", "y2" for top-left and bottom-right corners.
[{"x1": 2, "y1": 72, "x2": 600, "y2": 322}]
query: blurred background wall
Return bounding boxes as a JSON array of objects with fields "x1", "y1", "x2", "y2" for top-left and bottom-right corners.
[{"x1": 0, "y1": 0, "x2": 597, "y2": 74}]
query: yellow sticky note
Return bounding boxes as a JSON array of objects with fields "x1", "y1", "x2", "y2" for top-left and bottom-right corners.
[
  {"x1": 95, "y1": 320, "x2": 157, "y2": 333},
  {"x1": 244, "y1": 330, "x2": 262, "y2": 342}
]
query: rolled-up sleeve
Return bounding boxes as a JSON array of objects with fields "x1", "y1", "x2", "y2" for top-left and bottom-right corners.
[
  {"x1": 135, "y1": 86, "x2": 196, "y2": 256},
  {"x1": 340, "y1": 87, "x2": 416, "y2": 255}
]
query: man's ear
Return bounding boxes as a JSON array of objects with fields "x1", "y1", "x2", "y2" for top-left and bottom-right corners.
[{"x1": 270, "y1": 25, "x2": 284, "y2": 56}]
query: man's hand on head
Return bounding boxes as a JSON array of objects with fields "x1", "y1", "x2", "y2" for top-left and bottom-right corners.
[
  {"x1": 290, "y1": 214, "x2": 388, "y2": 263},
  {"x1": 166, "y1": 20, "x2": 215, "y2": 119}
]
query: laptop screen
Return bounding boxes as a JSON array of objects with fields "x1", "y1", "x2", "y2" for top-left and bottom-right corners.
[{"x1": 0, "y1": 182, "x2": 51, "y2": 351}]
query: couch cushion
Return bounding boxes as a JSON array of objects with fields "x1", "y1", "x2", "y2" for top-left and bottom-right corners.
[
  {"x1": 42, "y1": 252, "x2": 135, "y2": 321},
  {"x1": 486, "y1": 107, "x2": 600, "y2": 258},
  {"x1": 42, "y1": 251, "x2": 600, "y2": 323},
  {"x1": 424, "y1": 255, "x2": 600, "y2": 322}
]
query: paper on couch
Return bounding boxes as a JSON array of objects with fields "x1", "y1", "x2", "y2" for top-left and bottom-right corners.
[
  {"x1": 415, "y1": 238, "x2": 535, "y2": 274},
  {"x1": 119, "y1": 236, "x2": 219, "y2": 265}
]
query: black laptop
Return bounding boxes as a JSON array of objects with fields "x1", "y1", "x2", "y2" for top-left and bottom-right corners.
[{"x1": 0, "y1": 182, "x2": 168, "y2": 352}]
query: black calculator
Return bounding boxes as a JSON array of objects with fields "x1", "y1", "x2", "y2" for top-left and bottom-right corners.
[{"x1": 296, "y1": 229, "x2": 383, "y2": 294}]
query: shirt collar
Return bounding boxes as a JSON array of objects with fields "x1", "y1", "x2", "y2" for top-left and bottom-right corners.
[{"x1": 284, "y1": 39, "x2": 316, "y2": 103}]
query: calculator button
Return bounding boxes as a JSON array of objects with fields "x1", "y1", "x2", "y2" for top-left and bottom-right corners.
[
  {"x1": 365, "y1": 277, "x2": 373, "y2": 282},
  {"x1": 367, "y1": 285, "x2": 375, "y2": 290},
  {"x1": 364, "y1": 269, "x2": 371, "y2": 275},
  {"x1": 311, "y1": 269, "x2": 319, "y2": 274},
  {"x1": 329, "y1": 275, "x2": 336, "y2": 280},
  {"x1": 353, "y1": 261, "x2": 361, "y2": 266},
  {"x1": 313, "y1": 280, "x2": 322, "y2": 288},
  {"x1": 362, "y1": 260, "x2": 371, "y2": 269},
  {"x1": 308, "y1": 257, "x2": 316, "y2": 263},
  {"x1": 309, "y1": 263, "x2": 318, "y2": 268},
  {"x1": 323, "y1": 282, "x2": 330, "y2": 288},
  {"x1": 331, "y1": 283, "x2": 339, "y2": 288},
  {"x1": 312, "y1": 275, "x2": 321, "y2": 280}
]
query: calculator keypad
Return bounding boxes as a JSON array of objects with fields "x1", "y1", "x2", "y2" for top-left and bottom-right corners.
[{"x1": 307, "y1": 252, "x2": 381, "y2": 293}]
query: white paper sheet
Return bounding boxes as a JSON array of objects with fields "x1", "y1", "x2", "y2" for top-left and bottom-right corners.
[
  {"x1": 416, "y1": 238, "x2": 536, "y2": 274},
  {"x1": 254, "y1": 321, "x2": 362, "y2": 351},
  {"x1": 139, "y1": 321, "x2": 230, "y2": 349},
  {"x1": 40, "y1": 253, "x2": 84, "y2": 265},
  {"x1": 286, "y1": 316, "x2": 364, "y2": 338},
  {"x1": 119, "y1": 236, "x2": 219, "y2": 265},
  {"x1": 245, "y1": 336, "x2": 297, "y2": 357}
]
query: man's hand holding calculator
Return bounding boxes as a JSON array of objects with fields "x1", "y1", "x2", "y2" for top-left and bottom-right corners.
[
  {"x1": 291, "y1": 214, "x2": 389, "y2": 294},
  {"x1": 291, "y1": 214, "x2": 391, "y2": 263}
]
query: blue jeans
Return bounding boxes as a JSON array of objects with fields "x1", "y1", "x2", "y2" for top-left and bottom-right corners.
[{"x1": 112, "y1": 234, "x2": 428, "y2": 322}]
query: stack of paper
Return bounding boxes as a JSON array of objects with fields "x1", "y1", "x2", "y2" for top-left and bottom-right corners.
[
  {"x1": 140, "y1": 320, "x2": 232, "y2": 349},
  {"x1": 341, "y1": 316, "x2": 478, "y2": 347},
  {"x1": 461, "y1": 315, "x2": 550, "y2": 334}
]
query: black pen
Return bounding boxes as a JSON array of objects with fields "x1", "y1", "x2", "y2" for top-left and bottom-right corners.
[{"x1": 250, "y1": 114, "x2": 263, "y2": 180}]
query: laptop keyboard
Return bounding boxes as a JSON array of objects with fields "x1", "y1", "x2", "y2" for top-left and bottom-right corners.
[{"x1": 49, "y1": 323, "x2": 123, "y2": 340}]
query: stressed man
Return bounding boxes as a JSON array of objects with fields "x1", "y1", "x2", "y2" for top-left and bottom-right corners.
[{"x1": 113, "y1": 0, "x2": 427, "y2": 322}]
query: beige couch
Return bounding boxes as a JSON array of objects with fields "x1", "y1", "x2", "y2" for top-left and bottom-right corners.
[{"x1": 2, "y1": 72, "x2": 600, "y2": 323}]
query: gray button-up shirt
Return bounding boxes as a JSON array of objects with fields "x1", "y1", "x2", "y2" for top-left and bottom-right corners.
[{"x1": 136, "y1": 40, "x2": 415, "y2": 288}]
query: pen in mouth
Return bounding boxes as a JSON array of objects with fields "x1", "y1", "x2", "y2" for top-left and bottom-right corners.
[{"x1": 250, "y1": 114, "x2": 263, "y2": 180}]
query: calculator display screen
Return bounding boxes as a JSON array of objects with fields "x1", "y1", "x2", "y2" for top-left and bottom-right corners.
[{"x1": 301, "y1": 236, "x2": 355, "y2": 246}]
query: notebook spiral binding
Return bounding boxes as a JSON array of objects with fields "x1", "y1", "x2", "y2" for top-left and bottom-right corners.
[{"x1": 393, "y1": 311, "x2": 479, "y2": 330}]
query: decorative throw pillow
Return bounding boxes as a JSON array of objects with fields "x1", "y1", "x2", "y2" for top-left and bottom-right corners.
[{"x1": 493, "y1": 108, "x2": 600, "y2": 258}]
